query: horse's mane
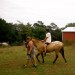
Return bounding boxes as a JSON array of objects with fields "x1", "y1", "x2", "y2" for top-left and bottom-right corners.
[{"x1": 32, "y1": 37, "x2": 42, "y2": 41}]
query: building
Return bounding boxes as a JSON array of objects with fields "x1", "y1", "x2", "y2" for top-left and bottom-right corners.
[{"x1": 62, "y1": 27, "x2": 75, "y2": 41}]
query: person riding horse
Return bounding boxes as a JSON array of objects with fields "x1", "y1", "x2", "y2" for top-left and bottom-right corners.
[{"x1": 43, "y1": 29, "x2": 51, "y2": 56}]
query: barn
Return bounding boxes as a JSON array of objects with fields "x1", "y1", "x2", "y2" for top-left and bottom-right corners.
[{"x1": 62, "y1": 27, "x2": 75, "y2": 41}]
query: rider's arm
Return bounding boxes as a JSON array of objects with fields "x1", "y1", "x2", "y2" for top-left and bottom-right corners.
[
  {"x1": 43, "y1": 33, "x2": 49, "y2": 42},
  {"x1": 43, "y1": 37, "x2": 48, "y2": 42}
]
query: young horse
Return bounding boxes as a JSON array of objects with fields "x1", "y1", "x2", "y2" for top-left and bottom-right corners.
[{"x1": 32, "y1": 38, "x2": 67, "y2": 64}]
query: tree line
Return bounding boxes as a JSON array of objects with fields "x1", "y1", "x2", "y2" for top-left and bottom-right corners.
[{"x1": 0, "y1": 18, "x2": 75, "y2": 45}]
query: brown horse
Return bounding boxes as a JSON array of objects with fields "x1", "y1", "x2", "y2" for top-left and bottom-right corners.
[{"x1": 32, "y1": 38, "x2": 67, "y2": 64}]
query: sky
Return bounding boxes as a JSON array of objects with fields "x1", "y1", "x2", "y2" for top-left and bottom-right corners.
[{"x1": 0, "y1": 0, "x2": 75, "y2": 28}]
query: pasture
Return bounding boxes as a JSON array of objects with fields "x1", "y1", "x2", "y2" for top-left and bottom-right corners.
[{"x1": 0, "y1": 45, "x2": 75, "y2": 75}]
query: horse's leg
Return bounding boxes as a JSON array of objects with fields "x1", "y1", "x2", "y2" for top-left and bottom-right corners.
[
  {"x1": 36, "y1": 53, "x2": 41, "y2": 63},
  {"x1": 53, "y1": 53, "x2": 58, "y2": 64},
  {"x1": 41, "y1": 53, "x2": 44, "y2": 63},
  {"x1": 60, "y1": 47, "x2": 67, "y2": 63}
]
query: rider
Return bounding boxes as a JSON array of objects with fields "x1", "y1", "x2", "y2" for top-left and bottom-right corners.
[
  {"x1": 25, "y1": 36, "x2": 37, "y2": 67},
  {"x1": 43, "y1": 29, "x2": 51, "y2": 56}
]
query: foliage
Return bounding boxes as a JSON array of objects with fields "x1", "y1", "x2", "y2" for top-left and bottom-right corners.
[
  {"x1": 65, "y1": 23, "x2": 75, "y2": 27},
  {"x1": 0, "y1": 18, "x2": 63, "y2": 45},
  {"x1": 61, "y1": 23, "x2": 75, "y2": 30}
]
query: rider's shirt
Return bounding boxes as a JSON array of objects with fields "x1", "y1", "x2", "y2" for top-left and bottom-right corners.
[{"x1": 46, "y1": 32, "x2": 51, "y2": 43}]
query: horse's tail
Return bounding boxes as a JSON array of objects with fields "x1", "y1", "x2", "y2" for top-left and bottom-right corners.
[{"x1": 60, "y1": 47, "x2": 67, "y2": 63}]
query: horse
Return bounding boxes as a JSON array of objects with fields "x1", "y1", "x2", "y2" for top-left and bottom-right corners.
[{"x1": 32, "y1": 38, "x2": 67, "y2": 64}]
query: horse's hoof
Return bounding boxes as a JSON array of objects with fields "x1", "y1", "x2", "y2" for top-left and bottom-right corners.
[
  {"x1": 32, "y1": 65, "x2": 37, "y2": 68},
  {"x1": 53, "y1": 62, "x2": 55, "y2": 64},
  {"x1": 65, "y1": 62, "x2": 67, "y2": 64},
  {"x1": 22, "y1": 64, "x2": 27, "y2": 68},
  {"x1": 42, "y1": 62, "x2": 44, "y2": 63}
]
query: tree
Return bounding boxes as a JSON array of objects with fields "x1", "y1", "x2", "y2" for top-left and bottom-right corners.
[
  {"x1": 61, "y1": 23, "x2": 75, "y2": 30},
  {"x1": 33, "y1": 21, "x2": 46, "y2": 28},
  {"x1": 66, "y1": 23, "x2": 75, "y2": 27},
  {"x1": 50, "y1": 22, "x2": 59, "y2": 30},
  {"x1": 0, "y1": 18, "x2": 62, "y2": 45},
  {"x1": 0, "y1": 18, "x2": 12, "y2": 42},
  {"x1": 33, "y1": 21, "x2": 46, "y2": 39}
]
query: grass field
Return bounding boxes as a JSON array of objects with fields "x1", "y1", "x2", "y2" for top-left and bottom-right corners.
[{"x1": 0, "y1": 45, "x2": 75, "y2": 75}]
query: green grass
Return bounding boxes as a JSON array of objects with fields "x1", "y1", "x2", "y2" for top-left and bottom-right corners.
[{"x1": 0, "y1": 46, "x2": 75, "y2": 75}]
